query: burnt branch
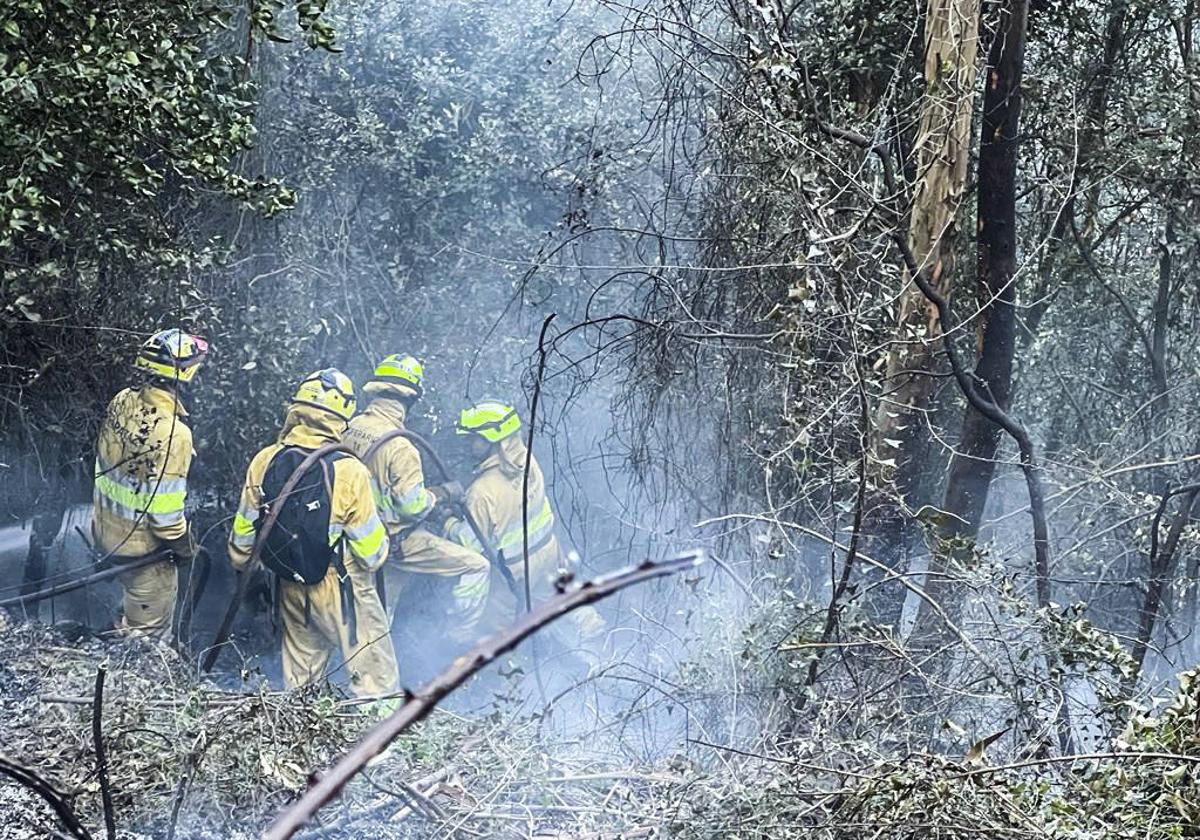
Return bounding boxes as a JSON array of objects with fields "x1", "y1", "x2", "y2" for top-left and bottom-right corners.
[
  {"x1": 92, "y1": 665, "x2": 116, "y2": 840},
  {"x1": 0, "y1": 754, "x2": 93, "y2": 840}
]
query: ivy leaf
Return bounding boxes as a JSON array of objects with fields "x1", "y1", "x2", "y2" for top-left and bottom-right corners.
[
  {"x1": 3, "y1": 21, "x2": 18, "y2": 38},
  {"x1": 965, "y1": 729, "x2": 1009, "y2": 764},
  {"x1": 122, "y1": 50, "x2": 140, "y2": 66},
  {"x1": 13, "y1": 294, "x2": 41, "y2": 322}
]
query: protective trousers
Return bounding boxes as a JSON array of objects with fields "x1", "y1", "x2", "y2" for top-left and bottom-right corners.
[
  {"x1": 389, "y1": 528, "x2": 490, "y2": 645},
  {"x1": 116, "y1": 557, "x2": 178, "y2": 639},
  {"x1": 279, "y1": 560, "x2": 399, "y2": 700}
]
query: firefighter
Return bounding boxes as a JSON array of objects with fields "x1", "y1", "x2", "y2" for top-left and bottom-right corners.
[
  {"x1": 446, "y1": 399, "x2": 606, "y2": 646},
  {"x1": 343, "y1": 354, "x2": 491, "y2": 646},
  {"x1": 92, "y1": 328, "x2": 208, "y2": 640},
  {"x1": 228, "y1": 369, "x2": 399, "y2": 708}
]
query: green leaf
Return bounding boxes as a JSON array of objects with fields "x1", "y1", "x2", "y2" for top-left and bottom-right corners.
[
  {"x1": 122, "y1": 50, "x2": 140, "y2": 66},
  {"x1": 965, "y1": 729, "x2": 1009, "y2": 764},
  {"x1": 3, "y1": 21, "x2": 18, "y2": 38}
]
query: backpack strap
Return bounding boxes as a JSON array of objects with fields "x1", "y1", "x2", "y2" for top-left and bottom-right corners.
[{"x1": 318, "y1": 456, "x2": 360, "y2": 646}]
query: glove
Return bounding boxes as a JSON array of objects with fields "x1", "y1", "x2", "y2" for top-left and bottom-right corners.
[
  {"x1": 162, "y1": 527, "x2": 197, "y2": 563},
  {"x1": 429, "y1": 481, "x2": 465, "y2": 505},
  {"x1": 422, "y1": 502, "x2": 453, "y2": 535}
]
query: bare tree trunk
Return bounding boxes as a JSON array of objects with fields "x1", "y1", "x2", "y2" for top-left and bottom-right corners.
[
  {"x1": 916, "y1": 0, "x2": 1031, "y2": 634},
  {"x1": 875, "y1": 0, "x2": 982, "y2": 488},
  {"x1": 1124, "y1": 484, "x2": 1200, "y2": 697},
  {"x1": 1149, "y1": 212, "x2": 1173, "y2": 433}
]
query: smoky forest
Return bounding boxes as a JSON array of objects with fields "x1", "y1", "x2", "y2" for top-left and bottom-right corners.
[{"x1": 2, "y1": 0, "x2": 1199, "y2": 837}]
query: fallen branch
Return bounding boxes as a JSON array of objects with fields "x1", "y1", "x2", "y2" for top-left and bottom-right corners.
[
  {"x1": 382, "y1": 769, "x2": 449, "y2": 823},
  {"x1": 92, "y1": 665, "x2": 116, "y2": 840},
  {"x1": 0, "y1": 754, "x2": 93, "y2": 840},
  {"x1": 263, "y1": 551, "x2": 706, "y2": 839},
  {"x1": 293, "y1": 770, "x2": 450, "y2": 837},
  {"x1": 165, "y1": 736, "x2": 208, "y2": 840},
  {"x1": 0, "y1": 551, "x2": 170, "y2": 611}
]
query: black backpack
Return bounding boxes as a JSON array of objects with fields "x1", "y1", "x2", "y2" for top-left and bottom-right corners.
[{"x1": 257, "y1": 446, "x2": 348, "y2": 585}]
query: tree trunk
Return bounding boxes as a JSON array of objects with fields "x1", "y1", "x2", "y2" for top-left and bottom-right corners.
[
  {"x1": 916, "y1": 0, "x2": 1030, "y2": 636},
  {"x1": 874, "y1": 0, "x2": 982, "y2": 491},
  {"x1": 1149, "y1": 212, "x2": 1173, "y2": 434},
  {"x1": 1021, "y1": 0, "x2": 1128, "y2": 343},
  {"x1": 1125, "y1": 486, "x2": 1200, "y2": 697}
]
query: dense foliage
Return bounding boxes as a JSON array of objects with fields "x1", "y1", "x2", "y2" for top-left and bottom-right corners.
[
  {"x1": 4, "y1": 0, "x2": 1200, "y2": 836},
  {"x1": 0, "y1": 0, "x2": 336, "y2": 515}
]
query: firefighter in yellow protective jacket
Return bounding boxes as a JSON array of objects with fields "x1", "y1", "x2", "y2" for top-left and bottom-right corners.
[
  {"x1": 343, "y1": 355, "x2": 491, "y2": 645},
  {"x1": 446, "y1": 400, "x2": 606, "y2": 646},
  {"x1": 92, "y1": 328, "x2": 208, "y2": 639},
  {"x1": 227, "y1": 369, "x2": 399, "y2": 705}
]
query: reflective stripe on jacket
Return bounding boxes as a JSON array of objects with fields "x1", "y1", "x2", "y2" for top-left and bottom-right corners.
[
  {"x1": 92, "y1": 385, "x2": 193, "y2": 557},
  {"x1": 227, "y1": 405, "x2": 388, "y2": 573},
  {"x1": 343, "y1": 395, "x2": 434, "y2": 535}
]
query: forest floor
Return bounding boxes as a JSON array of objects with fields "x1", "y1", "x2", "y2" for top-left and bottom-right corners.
[
  {"x1": 0, "y1": 611, "x2": 707, "y2": 839},
  {"x1": 5, "y1": 606, "x2": 1194, "y2": 839}
]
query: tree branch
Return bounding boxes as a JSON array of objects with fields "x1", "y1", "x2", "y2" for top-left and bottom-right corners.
[
  {"x1": 814, "y1": 107, "x2": 1053, "y2": 609},
  {"x1": 523, "y1": 314, "x2": 557, "y2": 613},
  {"x1": 1124, "y1": 481, "x2": 1200, "y2": 693},
  {"x1": 262, "y1": 552, "x2": 706, "y2": 840},
  {"x1": 0, "y1": 550, "x2": 170, "y2": 611},
  {"x1": 92, "y1": 665, "x2": 116, "y2": 840},
  {"x1": 0, "y1": 755, "x2": 93, "y2": 840}
]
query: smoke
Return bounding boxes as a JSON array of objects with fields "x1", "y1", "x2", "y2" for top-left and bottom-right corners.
[{"x1": 0, "y1": 6, "x2": 766, "y2": 814}]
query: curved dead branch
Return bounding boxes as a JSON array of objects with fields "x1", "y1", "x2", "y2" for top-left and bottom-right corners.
[
  {"x1": 0, "y1": 550, "x2": 170, "y2": 611},
  {"x1": 0, "y1": 754, "x2": 93, "y2": 840},
  {"x1": 262, "y1": 551, "x2": 706, "y2": 840}
]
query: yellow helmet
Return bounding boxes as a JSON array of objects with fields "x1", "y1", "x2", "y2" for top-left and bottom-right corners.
[
  {"x1": 292, "y1": 368, "x2": 356, "y2": 420},
  {"x1": 133, "y1": 328, "x2": 209, "y2": 384},
  {"x1": 371, "y1": 353, "x2": 425, "y2": 398},
  {"x1": 456, "y1": 400, "x2": 522, "y2": 443}
]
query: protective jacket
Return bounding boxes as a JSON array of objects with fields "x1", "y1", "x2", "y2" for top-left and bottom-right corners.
[
  {"x1": 445, "y1": 436, "x2": 605, "y2": 641},
  {"x1": 92, "y1": 384, "x2": 193, "y2": 637},
  {"x1": 343, "y1": 388, "x2": 490, "y2": 643},
  {"x1": 343, "y1": 392, "x2": 434, "y2": 535},
  {"x1": 228, "y1": 404, "x2": 398, "y2": 701},
  {"x1": 93, "y1": 385, "x2": 192, "y2": 557}
]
